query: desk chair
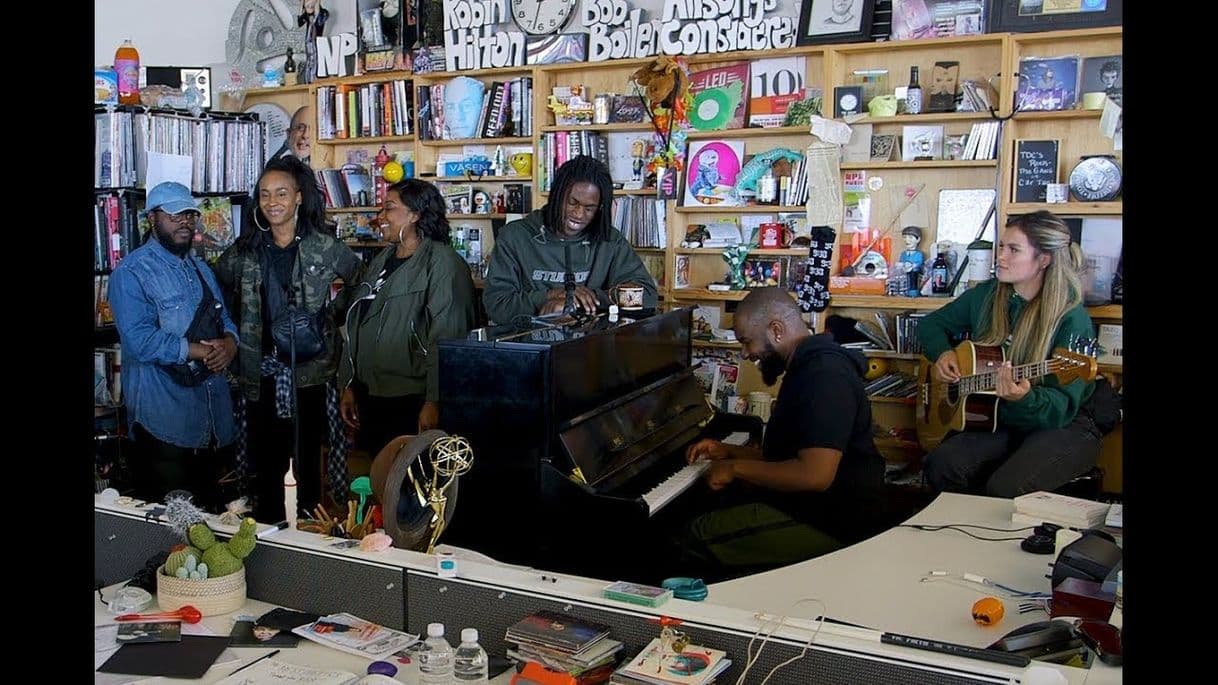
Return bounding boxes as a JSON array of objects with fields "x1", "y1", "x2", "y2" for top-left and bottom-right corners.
[{"x1": 1052, "y1": 466, "x2": 1104, "y2": 501}]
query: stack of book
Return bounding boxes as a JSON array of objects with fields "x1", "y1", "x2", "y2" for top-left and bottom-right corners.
[
  {"x1": 1012, "y1": 491, "x2": 1111, "y2": 529},
  {"x1": 505, "y1": 610, "x2": 623, "y2": 684},
  {"x1": 611, "y1": 638, "x2": 731, "y2": 685}
]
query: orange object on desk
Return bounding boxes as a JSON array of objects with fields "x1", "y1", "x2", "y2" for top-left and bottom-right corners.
[{"x1": 510, "y1": 662, "x2": 578, "y2": 685}]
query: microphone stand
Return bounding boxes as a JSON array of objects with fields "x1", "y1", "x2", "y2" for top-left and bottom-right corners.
[{"x1": 563, "y1": 242, "x2": 577, "y2": 316}]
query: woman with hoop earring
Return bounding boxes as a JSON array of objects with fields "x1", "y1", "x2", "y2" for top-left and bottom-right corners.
[
  {"x1": 215, "y1": 156, "x2": 363, "y2": 523},
  {"x1": 337, "y1": 179, "x2": 476, "y2": 457}
]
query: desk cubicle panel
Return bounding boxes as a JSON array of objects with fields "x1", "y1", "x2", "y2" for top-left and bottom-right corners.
[
  {"x1": 405, "y1": 572, "x2": 1012, "y2": 685},
  {"x1": 95, "y1": 510, "x2": 182, "y2": 586},
  {"x1": 244, "y1": 545, "x2": 405, "y2": 629},
  {"x1": 93, "y1": 509, "x2": 407, "y2": 630}
]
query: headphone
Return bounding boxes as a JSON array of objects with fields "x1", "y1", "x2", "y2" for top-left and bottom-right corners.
[
  {"x1": 1020, "y1": 523, "x2": 1061, "y2": 554},
  {"x1": 1021, "y1": 523, "x2": 1117, "y2": 555}
]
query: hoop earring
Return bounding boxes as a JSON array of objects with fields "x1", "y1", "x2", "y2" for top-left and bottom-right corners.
[
  {"x1": 398, "y1": 225, "x2": 406, "y2": 244},
  {"x1": 253, "y1": 210, "x2": 269, "y2": 232}
]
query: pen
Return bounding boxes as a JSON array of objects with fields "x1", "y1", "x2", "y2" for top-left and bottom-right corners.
[
  {"x1": 880, "y1": 633, "x2": 1030, "y2": 668},
  {"x1": 227, "y1": 648, "x2": 280, "y2": 676},
  {"x1": 257, "y1": 521, "x2": 291, "y2": 539}
]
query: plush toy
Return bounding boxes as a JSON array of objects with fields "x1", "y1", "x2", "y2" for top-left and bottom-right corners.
[{"x1": 631, "y1": 56, "x2": 690, "y2": 110}]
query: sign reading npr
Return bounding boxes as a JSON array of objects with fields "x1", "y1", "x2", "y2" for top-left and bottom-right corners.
[{"x1": 315, "y1": 32, "x2": 359, "y2": 79}]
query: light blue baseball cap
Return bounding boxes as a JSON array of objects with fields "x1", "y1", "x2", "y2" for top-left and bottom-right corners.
[{"x1": 146, "y1": 182, "x2": 199, "y2": 215}]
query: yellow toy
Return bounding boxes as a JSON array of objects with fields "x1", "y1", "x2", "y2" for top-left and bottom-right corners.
[{"x1": 865, "y1": 357, "x2": 888, "y2": 380}]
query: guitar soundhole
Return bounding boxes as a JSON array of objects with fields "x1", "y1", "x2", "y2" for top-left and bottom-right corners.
[{"x1": 946, "y1": 384, "x2": 960, "y2": 404}]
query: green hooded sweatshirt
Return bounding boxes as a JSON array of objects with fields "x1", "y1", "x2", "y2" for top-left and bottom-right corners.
[{"x1": 482, "y1": 210, "x2": 658, "y2": 324}]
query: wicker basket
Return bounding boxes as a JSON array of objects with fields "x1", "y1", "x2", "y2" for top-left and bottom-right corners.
[{"x1": 156, "y1": 565, "x2": 247, "y2": 616}]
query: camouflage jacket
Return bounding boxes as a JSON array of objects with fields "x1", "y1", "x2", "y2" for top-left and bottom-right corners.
[{"x1": 214, "y1": 230, "x2": 363, "y2": 401}]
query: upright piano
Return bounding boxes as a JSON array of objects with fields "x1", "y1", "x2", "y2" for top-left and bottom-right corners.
[{"x1": 438, "y1": 308, "x2": 759, "y2": 579}]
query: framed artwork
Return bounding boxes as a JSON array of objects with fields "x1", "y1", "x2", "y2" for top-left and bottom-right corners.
[
  {"x1": 989, "y1": 0, "x2": 1122, "y2": 33},
  {"x1": 796, "y1": 0, "x2": 876, "y2": 45}
]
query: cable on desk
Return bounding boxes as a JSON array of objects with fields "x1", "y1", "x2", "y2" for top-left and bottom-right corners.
[
  {"x1": 736, "y1": 598, "x2": 827, "y2": 685},
  {"x1": 899, "y1": 523, "x2": 1032, "y2": 542}
]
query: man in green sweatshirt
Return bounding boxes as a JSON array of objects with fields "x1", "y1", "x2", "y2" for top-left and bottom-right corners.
[{"x1": 483, "y1": 156, "x2": 658, "y2": 324}]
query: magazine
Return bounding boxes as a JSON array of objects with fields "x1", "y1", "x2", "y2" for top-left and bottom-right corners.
[{"x1": 291, "y1": 612, "x2": 419, "y2": 660}]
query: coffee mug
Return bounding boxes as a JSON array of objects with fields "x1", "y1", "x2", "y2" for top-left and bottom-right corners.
[
  {"x1": 614, "y1": 284, "x2": 645, "y2": 311},
  {"x1": 510, "y1": 152, "x2": 533, "y2": 177},
  {"x1": 747, "y1": 391, "x2": 773, "y2": 422}
]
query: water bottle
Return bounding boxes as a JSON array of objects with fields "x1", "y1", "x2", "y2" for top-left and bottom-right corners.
[
  {"x1": 418, "y1": 622, "x2": 454, "y2": 685},
  {"x1": 453, "y1": 628, "x2": 489, "y2": 683}
]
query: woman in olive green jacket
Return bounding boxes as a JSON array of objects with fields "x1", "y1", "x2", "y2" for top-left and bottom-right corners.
[{"x1": 338, "y1": 179, "x2": 477, "y2": 454}]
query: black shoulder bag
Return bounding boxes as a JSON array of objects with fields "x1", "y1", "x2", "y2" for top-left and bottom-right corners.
[
  {"x1": 265, "y1": 247, "x2": 327, "y2": 364},
  {"x1": 162, "y1": 261, "x2": 225, "y2": 387}
]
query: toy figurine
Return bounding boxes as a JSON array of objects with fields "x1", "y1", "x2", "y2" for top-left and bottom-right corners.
[
  {"x1": 722, "y1": 244, "x2": 750, "y2": 290},
  {"x1": 897, "y1": 226, "x2": 925, "y2": 275}
]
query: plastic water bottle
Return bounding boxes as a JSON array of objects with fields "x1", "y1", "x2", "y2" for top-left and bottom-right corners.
[
  {"x1": 453, "y1": 628, "x2": 489, "y2": 682},
  {"x1": 418, "y1": 622, "x2": 454, "y2": 684}
]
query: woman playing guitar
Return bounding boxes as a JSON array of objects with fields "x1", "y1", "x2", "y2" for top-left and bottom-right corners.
[{"x1": 918, "y1": 211, "x2": 1101, "y2": 497}]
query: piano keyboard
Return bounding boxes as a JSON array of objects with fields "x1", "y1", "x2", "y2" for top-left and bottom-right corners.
[{"x1": 642, "y1": 460, "x2": 711, "y2": 515}]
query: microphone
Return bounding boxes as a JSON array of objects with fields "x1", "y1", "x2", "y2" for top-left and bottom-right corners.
[{"x1": 563, "y1": 242, "x2": 576, "y2": 315}]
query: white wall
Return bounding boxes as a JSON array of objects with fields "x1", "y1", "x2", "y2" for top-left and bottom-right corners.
[{"x1": 95, "y1": 0, "x2": 242, "y2": 67}]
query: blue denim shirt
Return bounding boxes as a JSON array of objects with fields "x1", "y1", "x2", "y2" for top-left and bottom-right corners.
[{"x1": 109, "y1": 239, "x2": 240, "y2": 448}]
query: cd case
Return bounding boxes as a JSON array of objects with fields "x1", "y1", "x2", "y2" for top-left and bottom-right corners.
[{"x1": 603, "y1": 580, "x2": 673, "y2": 608}]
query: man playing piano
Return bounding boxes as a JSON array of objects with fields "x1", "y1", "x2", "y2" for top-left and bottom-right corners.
[
  {"x1": 680, "y1": 288, "x2": 887, "y2": 580},
  {"x1": 482, "y1": 156, "x2": 658, "y2": 323}
]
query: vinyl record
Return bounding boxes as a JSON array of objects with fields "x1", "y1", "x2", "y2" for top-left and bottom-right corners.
[
  {"x1": 690, "y1": 86, "x2": 737, "y2": 131},
  {"x1": 856, "y1": 250, "x2": 889, "y2": 278}
]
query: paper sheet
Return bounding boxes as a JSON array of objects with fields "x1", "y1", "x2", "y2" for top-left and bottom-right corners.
[{"x1": 145, "y1": 151, "x2": 194, "y2": 192}]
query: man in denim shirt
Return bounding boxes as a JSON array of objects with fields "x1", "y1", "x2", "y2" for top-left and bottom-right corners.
[{"x1": 109, "y1": 182, "x2": 240, "y2": 508}]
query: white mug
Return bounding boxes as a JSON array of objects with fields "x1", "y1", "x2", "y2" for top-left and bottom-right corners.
[{"x1": 614, "y1": 285, "x2": 645, "y2": 311}]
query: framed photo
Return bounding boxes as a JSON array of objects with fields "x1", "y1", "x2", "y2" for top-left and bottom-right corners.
[
  {"x1": 797, "y1": 0, "x2": 876, "y2": 45},
  {"x1": 990, "y1": 0, "x2": 1122, "y2": 33}
]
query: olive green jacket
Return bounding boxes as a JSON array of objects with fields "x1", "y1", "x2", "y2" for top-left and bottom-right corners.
[
  {"x1": 337, "y1": 239, "x2": 477, "y2": 401},
  {"x1": 214, "y1": 230, "x2": 363, "y2": 401}
]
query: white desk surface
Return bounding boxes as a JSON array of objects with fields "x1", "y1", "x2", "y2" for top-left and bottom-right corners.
[
  {"x1": 96, "y1": 493, "x2": 1121, "y2": 683},
  {"x1": 710, "y1": 493, "x2": 1055, "y2": 648},
  {"x1": 94, "y1": 590, "x2": 514, "y2": 685}
]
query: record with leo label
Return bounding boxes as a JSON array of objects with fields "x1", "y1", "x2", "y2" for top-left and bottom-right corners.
[{"x1": 1069, "y1": 156, "x2": 1122, "y2": 202}]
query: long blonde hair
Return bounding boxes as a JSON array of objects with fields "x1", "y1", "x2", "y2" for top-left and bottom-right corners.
[{"x1": 977, "y1": 211, "x2": 1085, "y2": 365}]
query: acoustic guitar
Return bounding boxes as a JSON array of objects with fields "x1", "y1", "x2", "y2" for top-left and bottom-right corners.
[{"x1": 915, "y1": 338, "x2": 1098, "y2": 451}]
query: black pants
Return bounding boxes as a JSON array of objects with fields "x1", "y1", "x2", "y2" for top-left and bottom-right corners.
[
  {"x1": 924, "y1": 413, "x2": 1103, "y2": 498},
  {"x1": 247, "y1": 377, "x2": 327, "y2": 522},
  {"x1": 357, "y1": 393, "x2": 425, "y2": 457},
  {"x1": 128, "y1": 423, "x2": 230, "y2": 511}
]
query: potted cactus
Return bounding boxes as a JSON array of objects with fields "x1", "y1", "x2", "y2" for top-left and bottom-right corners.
[{"x1": 157, "y1": 495, "x2": 258, "y2": 616}]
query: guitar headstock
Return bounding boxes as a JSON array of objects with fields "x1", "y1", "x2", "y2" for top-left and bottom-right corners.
[{"x1": 1049, "y1": 336, "x2": 1099, "y2": 385}]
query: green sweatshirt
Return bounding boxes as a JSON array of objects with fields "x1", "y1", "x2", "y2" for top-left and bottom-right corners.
[
  {"x1": 917, "y1": 279, "x2": 1095, "y2": 432},
  {"x1": 482, "y1": 210, "x2": 658, "y2": 324}
]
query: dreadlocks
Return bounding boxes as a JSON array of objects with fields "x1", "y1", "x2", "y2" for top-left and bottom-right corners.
[{"x1": 542, "y1": 155, "x2": 614, "y2": 242}]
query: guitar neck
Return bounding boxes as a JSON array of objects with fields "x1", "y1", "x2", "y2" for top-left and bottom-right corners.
[{"x1": 960, "y1": 359, "x2": 1054, "y2": 394}]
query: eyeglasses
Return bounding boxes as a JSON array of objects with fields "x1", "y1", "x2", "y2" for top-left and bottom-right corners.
[
  {"x1": 290, "y1": 123, "x2": 310, "y2": 135},
  {"x1": 158, "y1": 210, "x2": 200, "y2": 224}
]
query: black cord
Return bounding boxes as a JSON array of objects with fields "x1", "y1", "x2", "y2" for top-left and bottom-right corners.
[{"x1": 899, "y1": 524, "x2": 1032, "y2": 543}]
